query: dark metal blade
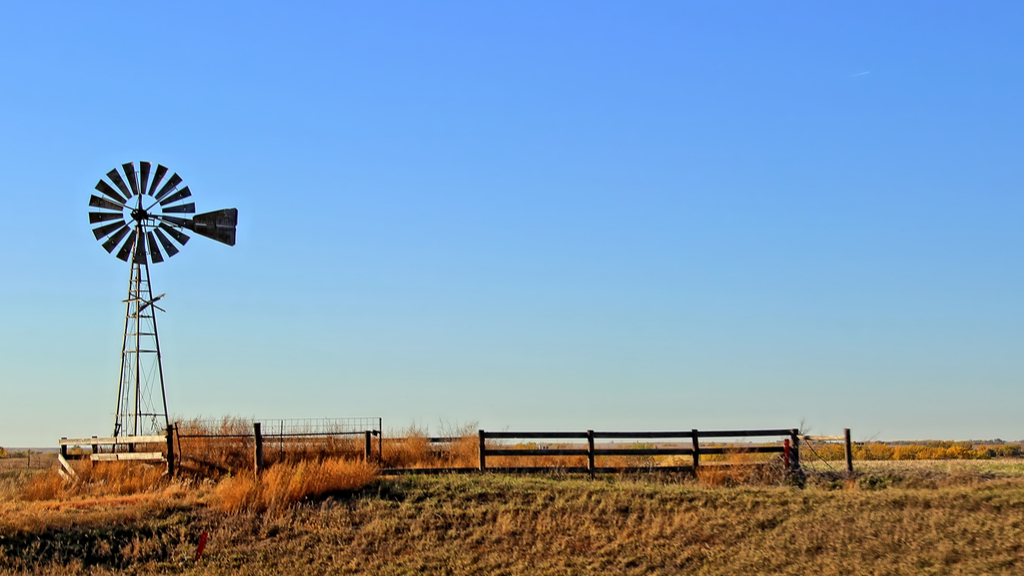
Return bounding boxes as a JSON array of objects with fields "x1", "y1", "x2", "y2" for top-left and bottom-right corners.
[
  {"x1": 190, "y1": 208, "x2": 238, "y2": 246},
  {"x1": 147, "y1": 165, "x2": 168, "y2": 196},
  {"x1": 107, "y1": 168, "x2": 132, "y2": 198},
  {"x1": 122, "y1": 162, "x2": 139, "y2": 196},
  {"x1": 147, "y1": 232, "x2": 164, "y2": 263},
  {"x1": 92, "y1": 221, "x2": 125, "y2": 240},
  {"x1": 139, "y1": 162, "x2": 151, "y2": 197},
  {"x1": 163, "y1": 202, "x2": 195, "y2": 214},
  {"x1": 158, "y1": 186, "x2": 191, "y2": 206},
  {"x1": 90, "y1": 195, "x2": 123, "y2": 212},
  {"x1": 102, "y1": 225, "x2": 130, "y2": 253},
  {"x1": 154, "y1": 173, "x2": 183, "y2": 201},
  {"x1": 95, "y1": 180, "x2": 127, "y2": 205},
  {"x1": 156, "y1": 214, "x2": 191, "y2": 228},
  {"x1": 158, "y1": 223, "x2": 190, "y2": 245},
  {"x1": 115, "y1": 231, "x2": 136, "y2": 261},
  {"x1": 133, "y1": 232, "x2": 147, "y2": 265},
  {"x1": 153, "y1": 228, "x2": 180, "y2": 257},
  {"x1": 89, "y1": 211, "x2": 123, "y2": 224}
]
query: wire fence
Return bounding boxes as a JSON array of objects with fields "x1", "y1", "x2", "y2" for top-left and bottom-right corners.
[{"x1": 176, "y1": 417, "x2": 381, "y2": 439}]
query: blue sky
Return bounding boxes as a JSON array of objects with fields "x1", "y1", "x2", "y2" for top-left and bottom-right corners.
[{"x1": 2, "y1": 3, "x2": 1023, "y2": 447}]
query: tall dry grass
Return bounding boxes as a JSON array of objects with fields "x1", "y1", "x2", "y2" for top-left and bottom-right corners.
[
  {"x1": 19, "y1": 461, "x2": 166, "y2": 502},
  {"x1": 213, "y1": 458, "x2": 377, "y2": 515},
  {"x1": 380, "y1": 424, "x2": 479, "y2": 469},
  {"x1": 175, "y1": 417, "x2": 367, "y2": 477}
]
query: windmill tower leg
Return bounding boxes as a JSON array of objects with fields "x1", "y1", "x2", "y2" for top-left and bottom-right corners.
[{"x1": 113, "y1": 228, "x2": 169, "y2": 438}]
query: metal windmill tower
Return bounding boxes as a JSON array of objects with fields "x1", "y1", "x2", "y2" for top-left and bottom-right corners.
[{"x1": 88, "y1": 162, "x2": 237, "y2": 437}]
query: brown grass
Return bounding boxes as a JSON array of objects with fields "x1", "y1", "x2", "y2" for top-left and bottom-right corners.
[
  {"x1": 5, "y1": 467, "x2": 1024, "y2": 575},
  {"x1": 19, "y1": 461, "x2": 166, "y2": 502},
  {"x1": 213, "y1": 458, "x2": 377, "y2": 515},
  {"x1": 380, "y1": 424, "x2": 480, "y2": 469}
]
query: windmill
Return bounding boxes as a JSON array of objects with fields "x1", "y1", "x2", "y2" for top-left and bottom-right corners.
[{"x1": 88, "y1": 162, "x2": 237, "y2": 438}]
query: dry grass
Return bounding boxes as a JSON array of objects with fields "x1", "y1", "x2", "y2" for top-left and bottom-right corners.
[
  {"x1": 20, "y1": 461, "x2": 166, "y2": 502},
  {"x1": 4, "y1": 466, "x2": 1024, "y2": 575},
  {"x1": 380, "y1": 424, "x2": 479, "y2": 469},
  {"x1": 213, "y1": 458, "x2": 377, "y2": 515},
  {"x1": 809, "y1": 439, "x2": 1024, "y2": 461}
]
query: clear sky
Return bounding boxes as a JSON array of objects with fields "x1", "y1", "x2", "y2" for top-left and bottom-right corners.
[{"x1": 2, "y1": 3, "x2": 1023, "y2": 447}]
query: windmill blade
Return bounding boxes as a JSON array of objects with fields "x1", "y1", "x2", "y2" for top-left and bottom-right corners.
[
  {"x1": 89, "y1": 211, "x2": 123, "y2": 224},
  {"x1": 147, "y1": 231, "x2": 164, "y2": 263},
  {"x1": 133, "y1": 232, "x2": 147, "y2": 265},
  {"x1": 156, "y1": 214, "x2": 191, "y2": 228},
  {"x1": 102, "y1": 225, "x2": 131, "y2": 253},
  {"x1": 158, "y1": 223, "x2": 190, "y2": 245},
  {"x1": 92, "y1": 220, "x2": 125, "y2": 240},
  {"x1": 122, "y1": 162, "x2": 139, "y2": 196},
  {"x1": 163, "y1": 202, "x2": 195, "y2": 214},
  {"x1": 139, "y1": 162, "x2": 151, "y2": 196},
  {"x1": 95, "y1": 180, "x2": 127, "y2": 205},
  {"x1": 147, "y1": 164, "x2": 168, "y2": 196},
  {"x1": 107, "y1": 169, "x2": 132, "y2": 198},
  {"x1": 153, "y1": 227, "x2": 180, "y2": 257},
  {"x1": 158, "y1": 186, "x2": 191, "y2": 206},
  {"x1": 90, "y1": 195, "x2": 124, "y2": 212},
  {"x1": 191, "y1": 208, "x2": 238, "y2": 246},
  {"x1": 115, "y1": 231, "x2": 136, "y2": 261},
  {"x1": 154, "y1": 173, "x2": 183, "y2": 201}
]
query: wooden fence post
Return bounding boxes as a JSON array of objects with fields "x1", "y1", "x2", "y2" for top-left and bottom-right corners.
[
  {"x1": 691, "y1": 429, "x2": 700, "y2": 470},
  {"x1": 253, "y1": 422, "x2": 264, "y2": 477},
  {"x1": 844, "y1": 428, "x2": 853, "y2": 473},
  {"x1": 478, "y1": 430, "x2": 487, "y2": 471},
  {"x1": 91, "y1": 436, "x2": 99, "y2": 456},
  {"x1": 587, "y1": 430, "x2": 595, "y2": 478},
  {"x1": 364, "y1": 430, "x2": 372, "y2": 462},
  {"x1": 60, "y1": 438, "x2": 68, "y2": 460},
  {"x1": 165, "y1": 425, "x2": 175, "y2": 477},
  {"x1": 789, "y1": 429, "x2": 800, "y2": 471}
]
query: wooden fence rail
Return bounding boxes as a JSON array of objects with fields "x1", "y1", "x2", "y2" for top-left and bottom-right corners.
[
  {"x1": 59, "y1": 426, "x2": 175, "y2": 479},
  {"x1": 474, "y1": 428, "x2": 807, "y2": 477}
]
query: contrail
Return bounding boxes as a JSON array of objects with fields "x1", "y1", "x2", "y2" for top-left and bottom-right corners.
[{"x1": 852, "y1": 71, "x2": 870, "y2": 77}]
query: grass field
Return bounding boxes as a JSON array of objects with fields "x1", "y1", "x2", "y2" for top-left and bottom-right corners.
[{"x1": 3, "y1": 459, "x2": 1024, "y2": 575}]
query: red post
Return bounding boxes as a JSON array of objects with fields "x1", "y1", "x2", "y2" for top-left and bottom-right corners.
[
  {"x1": 783, "y1": 438, "x2": 791, "y2": 469},
  {"x1": 195, "y1": 532, "x2": 208, "y2": 562}
]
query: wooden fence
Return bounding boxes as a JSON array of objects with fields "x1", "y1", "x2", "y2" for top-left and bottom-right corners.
[
  {"x1": 380, "y1": 427, "x2": 855, "y2": 475},
  {"x1": 467, "y1": 428, "x2": 803, "y2": 477},
  {"x1": 58, "y1": 427, "x2": 174, "y2": 480},
  {"x1": 57, "y1": 425, "x2": 854, "y2": 479}
]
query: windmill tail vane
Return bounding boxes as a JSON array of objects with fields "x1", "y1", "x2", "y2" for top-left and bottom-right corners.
[{"x1": 88, "y1": 161, "x2": 237, "y2": 437}]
